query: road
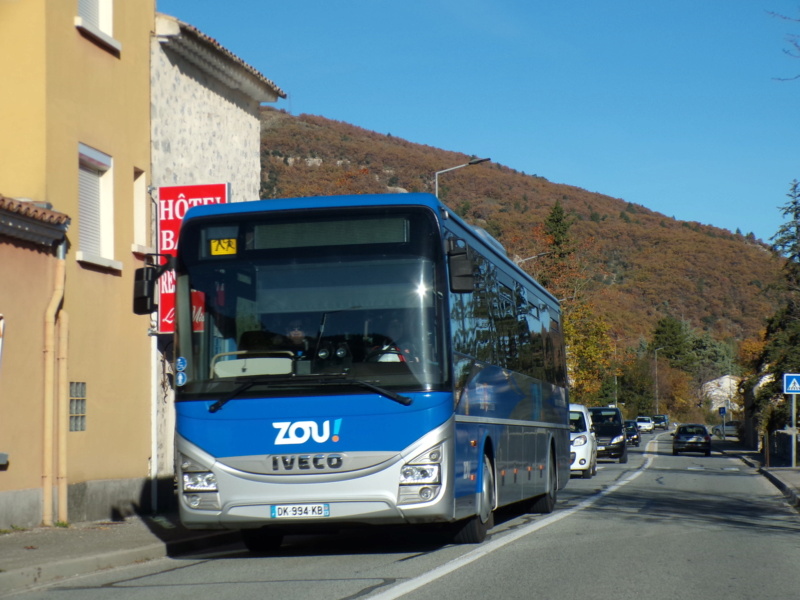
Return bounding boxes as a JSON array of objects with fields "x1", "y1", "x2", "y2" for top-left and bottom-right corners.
[{"x1": 10, "y1": 432, "x2": 800, "y2": 600}]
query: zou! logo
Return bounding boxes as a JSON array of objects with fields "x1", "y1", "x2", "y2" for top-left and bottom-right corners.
[{"x1": 273, "y1": 419, "x2": 342, "y2": 445}]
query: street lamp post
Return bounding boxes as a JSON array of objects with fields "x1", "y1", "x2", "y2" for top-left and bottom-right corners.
[
  {"x1": 434, "y1": 157, "x2": 490, "y2": 197},
  {"x1": 514, "y1": 251, "x2": 552, "y2": 265},
  {"x1": 654, "y1": 347, "x2": 664, "y2": 415}
]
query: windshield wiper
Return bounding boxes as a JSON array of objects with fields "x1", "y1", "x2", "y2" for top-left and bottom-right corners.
[
  {"x1": 343, "y1": 378, "x2": 412, "y2": 406},
  {"x1": 209, "y1": 380, "x2": 256, "y2": 413},
  {"x1": 207, "y1": 375, "x2": 412, "y2": 412}
]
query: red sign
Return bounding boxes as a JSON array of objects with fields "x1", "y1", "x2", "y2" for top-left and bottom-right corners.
[{"x1": 158, "y1": 183, "x2": 228, "y2": 333}]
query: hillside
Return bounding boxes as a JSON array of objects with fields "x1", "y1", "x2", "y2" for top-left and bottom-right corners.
[{"x1": 258, "y1": 107, "x2": 782, "y2": 344}]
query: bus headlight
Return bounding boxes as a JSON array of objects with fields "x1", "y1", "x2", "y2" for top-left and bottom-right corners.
[
  {"x1": 398, "y1": 444, "x2": 442, "y2": 505},
  {"x1": 180, "y1": 454, "x2": 218, "y2": 492},
  {"x1": 400, "y1": 464, "x2": 440, "y2": 485},
  {"x1": 182, "y1": 472, "x2": 218, "y2": 492}
]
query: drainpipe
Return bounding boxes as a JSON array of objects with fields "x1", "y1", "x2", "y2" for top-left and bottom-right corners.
[
  {"x1": 150, "y1": 333, "x2": 158, "y2": 514},
  {"x1": 57, "y1": 310, "x2": 69, "y2": 523},
  {"x1": 42, "y1": 240, "x2": 66, "y2": 526}
]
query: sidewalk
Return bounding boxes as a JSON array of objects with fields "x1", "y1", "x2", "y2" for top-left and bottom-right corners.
[
  {"x1": 0, "y1": 511, "x2": 240, "y2": 596},
  {"x1": 713, "y1": 436, "x2": 800, "y2": 508},
  {"x1": 1, "y1": 439, "x2": 799, "y2": 596}
]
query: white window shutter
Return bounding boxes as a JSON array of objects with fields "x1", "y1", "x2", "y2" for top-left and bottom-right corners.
[
  {"x1": 78, "y1": 165, "x2": 102, "y2": 256},
  {"x1": 77, "y1": 0, "x2": 100, "y2": 29}
]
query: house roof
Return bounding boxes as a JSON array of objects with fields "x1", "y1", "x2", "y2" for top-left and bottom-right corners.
[
  {"x1": 155, "y1": 14, "x2": 287, "y2": 102},
  {"x1": 0, "y1": 195, "x2": 70, "y2": 247}
]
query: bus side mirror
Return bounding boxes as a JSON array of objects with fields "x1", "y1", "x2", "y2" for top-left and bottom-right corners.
[
  {"x1": 133, "y1": 254, "x2": 174, "y2": 315},
  {"x1": 447, "y1": 239, "x2": 474, "y2": 293}
]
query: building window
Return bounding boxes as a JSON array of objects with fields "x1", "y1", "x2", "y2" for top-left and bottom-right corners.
[
  {"x1": 75, "y1": 0, "x2": 121, "y2": 55},
  {"x1": 78, "y1": 143, "x2": 122, "y2": 270},
  {"x1": 69, "y1": 382, "x2": 87, "y2": 432}
]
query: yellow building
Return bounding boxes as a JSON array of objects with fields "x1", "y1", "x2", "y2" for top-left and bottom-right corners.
[
  {"x1": 0, "y1": 2, "x2": 285, "y2": 529},
  {"x1": 0, "y1": 0, "x2": 156, "y2": 527}
]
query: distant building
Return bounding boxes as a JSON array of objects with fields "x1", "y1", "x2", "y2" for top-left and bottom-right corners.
[{"x1": 702, "y1": 375, "x2": 742, "y2": 414}]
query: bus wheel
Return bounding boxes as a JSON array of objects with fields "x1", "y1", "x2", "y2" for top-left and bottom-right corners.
[
  {"x1": 241, "y1": 527, "x2": 284, "y2": 554},
  {"x1": 530, "y1": 456, "x2": 557, "y2": 514},
  {"x1": 453, "y1": 454, "x2": 495, "y2": 544}
]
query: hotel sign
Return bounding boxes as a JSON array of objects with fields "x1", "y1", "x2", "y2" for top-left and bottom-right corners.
[{"x1": 157, "y1": 183, "x2": 229, "y2": 334}]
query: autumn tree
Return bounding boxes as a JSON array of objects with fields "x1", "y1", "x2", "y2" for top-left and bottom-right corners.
[
  {"x1": 525, "y1": 202, "x2": 616, "y2": 403},
  {"x1": 617, "y1": 355, "x2": 654, "y2": 416},
  {"x1": 647, "y1": 315, "x2": 734, "y2": 415},
  {"x1": 564, "y1": 300, "x2": 616, "y2": 404},
  {"x1": 771, "y1": 180, "x2": 800, "y2": 290},
  {"x1": 743, "y1": 180, "x2": 800, "y2": 432}
]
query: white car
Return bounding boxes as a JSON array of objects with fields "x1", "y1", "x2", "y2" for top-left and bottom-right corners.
[
  {"x1": 712, "y1": 420, "x2": 741, "y2": 438},
  {"x1": 569, "y1": 403, "x2": 598, "y2": 479},
  {"x1": 636, "y1": 416, "x2": 655, "y2": 433}
]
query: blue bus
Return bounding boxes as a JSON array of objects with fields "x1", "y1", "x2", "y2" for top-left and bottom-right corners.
[{"x1": 134, "y1": 192, "x2": 569, "y2": 551}]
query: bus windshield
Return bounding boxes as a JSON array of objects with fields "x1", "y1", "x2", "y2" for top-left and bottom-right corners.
[{"x1": 173, "y1": 207, "x2": 448, "y2": 397}]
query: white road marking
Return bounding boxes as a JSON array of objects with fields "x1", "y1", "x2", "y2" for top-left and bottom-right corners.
[{"x1": 367, "y1": 456, "x2": 654, "y2": 600}]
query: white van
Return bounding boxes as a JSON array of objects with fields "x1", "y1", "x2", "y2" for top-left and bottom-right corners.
[{"x1": 569, "y1": 403, "x2": 597, "y2": 479}]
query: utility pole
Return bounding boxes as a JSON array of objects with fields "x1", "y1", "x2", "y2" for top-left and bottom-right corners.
[{"x1": 654, "y1": 347, "x2": 664, "y2": 415}]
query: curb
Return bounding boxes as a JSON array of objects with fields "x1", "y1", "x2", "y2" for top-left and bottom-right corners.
[
  {"x1": 0, "y1": 530, "x2": 240, "y2": 597},
  {"x1": 758, "y1": 468, "x2": 800, "y2": 507},
  {"x1": 734, "y1": 452, "x2": 800, "y2": 508}
]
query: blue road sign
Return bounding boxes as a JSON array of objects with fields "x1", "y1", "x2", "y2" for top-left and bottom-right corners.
[{"x1": 783, "y1": 374, "x2": 800, "y2": 394}]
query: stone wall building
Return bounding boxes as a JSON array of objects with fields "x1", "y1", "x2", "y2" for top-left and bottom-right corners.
[
  {"x1": 152, "y1": 14, "x2": 284, "y2": 200},
  {"x1": 147, "y1": 14, "x2": 285, "y2": 509}
]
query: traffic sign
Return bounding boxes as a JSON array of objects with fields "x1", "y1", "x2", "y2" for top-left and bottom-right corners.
[
  {"x1": 719, "y1": 407, "x2": 726, "y2": 416},
  {"x1": 784, "y1": 373, "x2": 800, "y2": 394}
]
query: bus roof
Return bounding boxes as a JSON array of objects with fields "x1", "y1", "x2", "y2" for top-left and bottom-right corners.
[
  {"x1": 181, "y1": 192, "x2": 560, "y2": 309},
  {"x1": 182, "y1": 193, "x2": 443, "y2": 221}
]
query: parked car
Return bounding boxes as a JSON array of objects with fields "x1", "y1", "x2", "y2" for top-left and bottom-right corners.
[
  {"x1": 624, "y1": 420, "x2": 641, "y2": 446},
  {"x1": 636, "y1": 416, "x2": 655, "y2": 433},
  {"x1": 653, "y1": 414, "x2": 669, "y2": 430},
  {"x1": 589, "y1": 406, "x2": 627, "y2": 463},
  {"x1": 712, "y1": 420, "x2": 741, "y2": 438},
  {"x1": 672, "y1": 424, "x2": 712, "y2": 456},
  {"x1": 569, "y1": 403, "x2": 597, "y2": 479}
]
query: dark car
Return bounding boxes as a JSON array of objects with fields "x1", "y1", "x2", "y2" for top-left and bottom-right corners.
[
  {"x1": 653, "y1": 414, "x2": 669, "y2": 430},
  {"x1": 624, "y1": 420, "x2": 641, "y2": 446},
  {"x1": 589, "y1": 406, "x2": 628, "y2": 463},
  {"x1": 672, "y1": 424, "x2": 711, "y2": 456}
]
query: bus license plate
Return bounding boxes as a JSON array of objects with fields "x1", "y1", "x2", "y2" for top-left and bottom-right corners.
[{"x1": 270, "y1": 503, "x2": 330, "y2": 519}]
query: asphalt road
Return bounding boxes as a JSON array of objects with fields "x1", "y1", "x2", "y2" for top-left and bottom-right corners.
[{"x1": 9, "y1": 432, "x2": 800, "y2": 600}]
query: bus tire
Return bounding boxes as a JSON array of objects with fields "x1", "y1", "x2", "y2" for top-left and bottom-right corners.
[
  {"x1": 530, "y1": 454, "x2": 557, "y2": 514},
  {"x1": 241, "y1": 527, "x2": 284, "y2": 554},
  {"x1": 453, "y1": 454, "x2": 495, "y2": 544}
]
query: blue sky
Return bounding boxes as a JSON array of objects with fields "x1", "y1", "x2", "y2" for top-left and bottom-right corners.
[{"x1": 158, "y1": 0, "x2": 800, "y2": 243}]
